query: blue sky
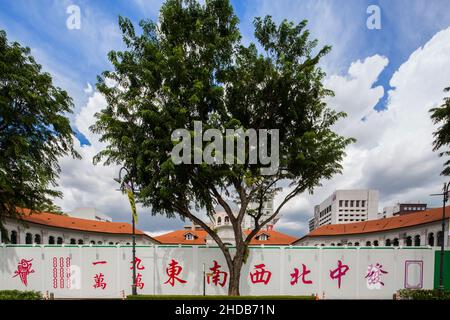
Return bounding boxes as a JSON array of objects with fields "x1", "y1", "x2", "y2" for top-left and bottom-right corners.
[{"x1": 1, "y1": 0, "x2": 450, "y2": 236}]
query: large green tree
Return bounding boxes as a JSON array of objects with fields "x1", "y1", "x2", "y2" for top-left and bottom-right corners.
[
  {"x1": 92, "y1": 0, "x2": 354, "y2": 295},
  {"x1": 430, "y1": 87, "x2": 450, "y2": 175},
  {"x1": 0, "y1": 30, "x2": 80, "y2": 238}
]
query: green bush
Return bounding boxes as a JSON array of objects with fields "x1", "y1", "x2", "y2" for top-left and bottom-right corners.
[
  {"x1": 397, "y1": 289, "x2": 450, "y2": 300},
  {"x1": 0, "y1": 290, "x2": 43, "y2": 300}
]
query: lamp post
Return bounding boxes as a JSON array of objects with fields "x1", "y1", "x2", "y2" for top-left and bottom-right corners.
[
  {"x1": 431, "y1": 182, "x2": 449, "y2": 292},
  {"x1": 118, "y1": 166, "x2": 137, "y2": 296}
]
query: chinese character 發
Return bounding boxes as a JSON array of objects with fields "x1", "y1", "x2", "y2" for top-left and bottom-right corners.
[{"x1": 365, "y1": 263, "x2": 388, "y2": 290}]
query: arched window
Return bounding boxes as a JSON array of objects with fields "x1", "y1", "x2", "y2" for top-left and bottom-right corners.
[
  {"x1": 337, "y1": 243, "x2": 342, "y2": 246},
  {"x1": 321, "y1": 244, "x2": 325, "y2": 246},
  {"x1": 10, "y1": 230, "x2": 18, "y2": 244},
  {"x1": 347, "y1": 242, "x2": 352, "y2": 246},
  {"x1": 354, "y1": 242, "x2": 360, "y2": 246},
  {"x1": 406, "y1": 236, "x2": 412, "y2": 246},
  {"x1": 393, "y1": 238, "x2": 399, "y2": 246},
  {"x1": 25, "y1": 233, "x2": 33, "y2": 244},
  {"x1": 224, "y1": 216, "x2": 230, "y2": 224},
  {"x1": 373, "y1": 240, "x2": 379, "y2": 247},
  {"x1": 385, "y1": 239, "x2": 391, "y2": 246},
  {"x1": 366, "y1": 241, "x2": 371, "y2": 246},
  {"x1": 437, "y1": 231, "x2": 444, "y2": 247},
  {"x1": 428, "y1": 233, "x2": 435, "y2": 246},
  {"x1": 217, "y1": 217, "x2": 222, "y2": 226},
  {"x1": 126, "y1": 242, "x2": 130, "y2": 245},
  {"x1": 97, "y1": 241, "x2": 103, "y2": 245},
  {"x1": 78, "y1": 239, "x2": 84, "y2": 245},
  {"x1": 90, "y1": 240, "x2": 96, "y2": 245},
  {"x1": 70, "y1": 238, "x2": 76, "y2": 244},
  {"x1": 414, "y1": 235, "x2": 421, "y2": 246},
  {"x1": 34, "y1": 234, "x2": 41, "y2": 244},
  {"x1": 330, "y1": 243, "x2": 335, "y2": 246},
  {"x1": 48, "y1": 236, "x2": 55, "y2": 244},
  {"x1": 109, "y1": 242, "x2": 114, "y2": 245},
  {"x1": 57, "y1": 237, "x2": 63, "y2": 245}
]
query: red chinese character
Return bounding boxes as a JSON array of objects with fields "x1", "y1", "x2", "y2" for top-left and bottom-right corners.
[
  {"x1": 12, "y1": 259, "x2": 35, "y2": 286},
  {"x1": 92, "y1": 261, "x2": 107, "y2": 266},
  {"x1": 207, "y1": 260, "x2": 228, "y2": 287},
  {"x1": 135, "y1": 273, "x2": 144, "y2": 289},
  {"x1": 290, "y1": 264, "x2": 313, "y2": 285},
  {"x1": 329, "y1": 260, "x2": 349, "y2": 289},
  {"x1": 93, "y1": 273, "x2": 107, "y2": 289},
  {"x1": 130, "y1": 257, "x2": 145, "y2": 270},
  {"x1": 164, "y1": 259, "x2": 187, "y2": 287},
  {"x1": 250, "y1": 264, "x2": 272, "y2": 285}
]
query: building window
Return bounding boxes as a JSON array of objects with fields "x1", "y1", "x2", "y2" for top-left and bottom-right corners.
[
  {"x1": 185, "y1": 233, "x2": 195, "y2": 240},
  {"x1": 356, "y1": 200, "x2": 360, "y2": 207},
  {"x1": 362, "y1": 200, "x2": 366, "y2": 207},
  {"x1": 344, "y1": 200, "x2": 348, "y2": 207},
  {"x1": 34, "y1": 234, "x2": 41, "y2": 244},
  {"x1": 57, "y1": 237, "x2": 63, "y2": 245},
  {"x1": 70, "y1": 238, "x2": 76, "y2": 245},
  {"x1": 350, "y1": 200, "x2": 354, "y2": 207},
  {"x1": 90, "y1": 240, "x2": 96, "y2": 245},
  {"x1": 330, "y1": 243, "x2": 335, "y2": 246},
  {"x1": 339, "y1": 200, "x2": 343, "y2": 207},
  {"x1": 393, "y1": 238, "x2": 399, "y2": 246},
  {"x1": 414, "y1": 235, "x2": 421, "y2": 246},
  {"x1": 224, "y1": 216, "x2": 230, "y2": 224},
  {"x1": 97, "y1": 241, "x2": 103, "y2": 245},
  {"x1": 10, "y1": 230, "x2": 18, "y2": 244},
  {"x1": 428, "y1": 233, "x2": 435, "y2": 246},
  {"x1": 365, "y1": 241, "x2": 371, "y2": 246},
  {"x1": 25, "y1": 233, "x2": 33, "y2": 244},
  {"x1": 109, "y1": 242, "x2": 114, "y2": 245},
  {"x1": 437, "y1": 231, "x2": 444, "y2": 247},
  {"x1": 385, "y1": 239, "x2": 391, "y2": 246},
  {"x1": 258, "y1": 234, "x2": 269, "y2": 241},
  {"x1": 217, "y1": 217, "x2": 222, "y2": 226},
  {"x1": 48, "y1": 236, "x2": 55, "y2": 244},
  {"x1": 373, "y1": 240, "x2": 379, "y2": 246},
  {"x1": 347, "y1": 242, "x2": 352, "y2": 246},
  {"x1": 354, "y1": 242, "x2": 360, "y2": 246},
  {"x1": 78, "y1": 239, "x2": 84, "y2": 245},
  {"x1": 405, "y1": 236, "x2": 412, "y2": 247}
]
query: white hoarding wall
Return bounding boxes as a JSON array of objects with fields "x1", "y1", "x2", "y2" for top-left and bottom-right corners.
[{"x1": 0, "y1": 245, "x2": 435, "y2": 299}]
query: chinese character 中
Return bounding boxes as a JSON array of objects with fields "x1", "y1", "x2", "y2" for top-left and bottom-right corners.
[
  {"x1": 250, "y1": 264, "x2": 272, "y2": 285},
  {"x1": 329, "y1": 260, "x2": 349, "y2": 289},
  {"x1": 164, "y1": 259, "x2": 187, "y2": 287},
  {"x1": 290, "y1": 264, "x2": 313, "y2": 285}
]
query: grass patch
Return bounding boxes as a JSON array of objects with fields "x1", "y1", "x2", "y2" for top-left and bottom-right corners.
[
  {"x1": 127, "y1": 295, "x2": 315, "y2": 300},
  {"x1": 0, "y1": 290, "x2": 42, "y2": 300}
]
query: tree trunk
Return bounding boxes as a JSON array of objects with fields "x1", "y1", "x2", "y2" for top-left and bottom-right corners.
[{"x1": 227, "y1": 247, "x2": 245, "y2": 296}]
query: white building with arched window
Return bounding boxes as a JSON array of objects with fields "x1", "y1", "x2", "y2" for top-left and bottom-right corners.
[{"x1": 295, "y1": 206, "x2": 450, "y2": 248}]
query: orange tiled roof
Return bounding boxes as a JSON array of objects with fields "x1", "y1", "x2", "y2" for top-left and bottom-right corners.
[
  {"x1": 14, "y1": 208, "x2": 157, "y2": 241},
  {"x1": 154, "y1": 228, "x2": 298, "y2": 245},
  {"x1": 305, "y1": 206, "x2": 450, "y2": 237}
]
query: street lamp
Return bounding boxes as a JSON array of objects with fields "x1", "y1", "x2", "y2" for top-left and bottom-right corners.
[
  {"x1": 117, "y1": 166, "x2": 137, "y2": 296},
  {"x1": 430, "y1": 182, "x2": 449, "y2": 292}
]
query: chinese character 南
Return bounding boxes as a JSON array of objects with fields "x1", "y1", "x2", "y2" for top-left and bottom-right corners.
[
  {"x1": 329, "y1": 260, "x2": 349, "y2": 289},
  {"x1": 12, "y1": 259, "x2": 35, "y2": 286},
  {"x1": 207, "y1": 260, "x2": 228, "y2": 287},
  {"x1": 250, "y1": 264, "x2": 272, "y2": 285},
  {"x1": 164, "y1": 259, "x2": 187, "y2": 287},
  {"x1": 365, "y1": 263, "x2": 388, "y2": 290},
  {"x1": 290, "y1": 264, "x2": 313, "y2": 285}
]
